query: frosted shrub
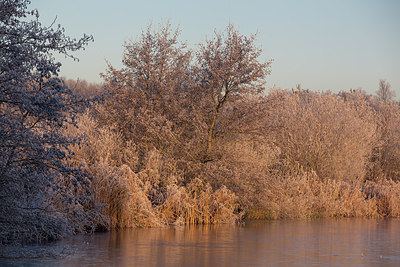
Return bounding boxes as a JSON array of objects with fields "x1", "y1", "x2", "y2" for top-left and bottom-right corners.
[
  {"x1": 0, "y1": 0, "x2": 93, "y2": 244},
  {"x1": 264, "y1": 90, "x2": 376, "y2": 182}
]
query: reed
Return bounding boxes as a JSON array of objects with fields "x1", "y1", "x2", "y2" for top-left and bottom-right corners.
[{"x1": 66, "y1": 114, "x2": 238, "y2": 228}]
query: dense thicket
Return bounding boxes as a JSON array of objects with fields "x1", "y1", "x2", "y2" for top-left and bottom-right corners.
[{"x1": 2, "y1": 3, "x2": 400, "y2": 245}]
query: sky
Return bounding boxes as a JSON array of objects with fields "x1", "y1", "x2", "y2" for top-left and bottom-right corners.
[{"x1": 33, "y1": 0, "x2": 400, "y2": 96}]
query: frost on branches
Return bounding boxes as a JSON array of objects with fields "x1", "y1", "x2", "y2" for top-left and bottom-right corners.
[{"x1": 0, "y1": 0, "x2": 94, "y2": 244}]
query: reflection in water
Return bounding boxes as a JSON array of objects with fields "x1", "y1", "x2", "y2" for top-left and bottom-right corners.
[{"x1": 2, "y1": 219, "x2": 400, "y2": 266}]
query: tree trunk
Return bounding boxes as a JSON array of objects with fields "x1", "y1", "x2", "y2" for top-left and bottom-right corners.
[{"x1": 206, "y1": 112, "x2": 218, "y2": 161}]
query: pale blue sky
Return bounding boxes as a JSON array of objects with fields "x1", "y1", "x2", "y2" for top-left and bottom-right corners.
[{"x1": 33, "y1": 0, "x2": 400, "y2": 95}]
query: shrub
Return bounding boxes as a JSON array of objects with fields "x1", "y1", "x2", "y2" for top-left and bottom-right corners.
[{"x1": 263, "y1": 89, "x2": 376, "y2": 182}]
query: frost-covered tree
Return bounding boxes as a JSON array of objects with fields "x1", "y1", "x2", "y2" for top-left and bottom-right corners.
[
  {"x1": 197, "y1": 24, "x2": 272, "y2": 161},
  {"x1": 0, "y1": 0, "x2": 93, "y2": 244},
  {"x1": 376, "y1": 79, "x2": 395, "y2": 102},
  {"x1": 100, "y1": 23, "x2": 272, "y2": 166},
  {"x1": 100, "y1": 23, "x2": 195, "y2": 167}
]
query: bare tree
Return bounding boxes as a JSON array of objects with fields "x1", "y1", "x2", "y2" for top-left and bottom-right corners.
[
  {"x1": 197, "y1": 24, "x2": 272, "y2": 161},
  {"x1": 63, "y1": 78, "x2": 102, "y2": 97},
  {"x1": 376, "y1": 79, "x2": 395, "y2": 102}
]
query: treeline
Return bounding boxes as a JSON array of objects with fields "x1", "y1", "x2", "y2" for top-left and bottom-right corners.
[{"x1": 1, "y1": 0, "x2": 400, "y2": 246}]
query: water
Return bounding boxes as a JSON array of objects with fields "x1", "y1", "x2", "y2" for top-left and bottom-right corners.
[{"x1": 1, "y1": 219, "x2": 400, "y2": 266}]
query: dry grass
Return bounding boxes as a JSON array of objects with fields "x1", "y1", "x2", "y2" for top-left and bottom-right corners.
[
  {"x1": 159, "y1": 179, "x2": 238, "y2": 225},
  {"x1": 67, "y1": 114, "x2": 239, "y2": 229},
  {"x1": 86, "y1": 162, "x2": 238, "y2": 228},
  {"x1": 246, "y1": 170, "x2": 400, "y2": 220}
]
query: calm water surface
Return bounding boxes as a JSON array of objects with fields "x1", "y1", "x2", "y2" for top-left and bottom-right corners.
[{"x1": 2, "y1": 219, "x2": 400, "y2": 266}]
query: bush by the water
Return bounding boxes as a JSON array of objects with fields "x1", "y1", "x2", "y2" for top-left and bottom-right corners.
[{"x1": 1, "y1": 0, "x2": 400, "y2": 246}]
